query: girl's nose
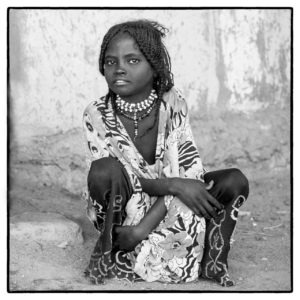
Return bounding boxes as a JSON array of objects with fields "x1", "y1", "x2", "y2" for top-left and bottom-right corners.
[
  {"x1": 115, "y1": 62, "x2": 126, "y2": 75},
  {"x1": 115, "y1": 68, "x2": 126, "y2": 75}
]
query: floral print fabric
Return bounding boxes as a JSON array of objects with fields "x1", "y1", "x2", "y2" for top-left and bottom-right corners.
[{"x1": 83, "y1": 87, "x2": 207, "y2": 283}]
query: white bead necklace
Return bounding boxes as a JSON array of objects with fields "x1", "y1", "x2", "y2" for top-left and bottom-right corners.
[
  {"x1": 115, "y1": 90, "x2": 158, "y2": 139},
  {"x1": 115, "y1": 89, "x2": 157, "y2": 113}
]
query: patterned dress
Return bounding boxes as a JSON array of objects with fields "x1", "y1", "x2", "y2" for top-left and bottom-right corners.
[{"x1": 83, "y1": 87, "x2": 207, "y2": 283}]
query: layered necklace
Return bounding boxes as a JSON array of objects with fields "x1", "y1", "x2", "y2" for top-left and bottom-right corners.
[{"x1": 115, "y1": 89, "x2": 158, "y2": 140}]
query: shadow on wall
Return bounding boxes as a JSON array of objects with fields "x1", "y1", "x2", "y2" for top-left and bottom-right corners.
[{"x1": 9, "y1": 9, "x2": 291, "y2": 195}]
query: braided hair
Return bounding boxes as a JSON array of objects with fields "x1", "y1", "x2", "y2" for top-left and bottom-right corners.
[{"x1": 99, "y1": 19, "x2": 174, "y2": 106}]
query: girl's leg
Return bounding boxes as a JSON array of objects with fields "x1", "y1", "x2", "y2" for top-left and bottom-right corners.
[
  {"x1": 85, "y1": 157, "x2": 133, "y2": 284},
  {"x1": 200, "y1": 168, "x2": 249, "y2": 287}
]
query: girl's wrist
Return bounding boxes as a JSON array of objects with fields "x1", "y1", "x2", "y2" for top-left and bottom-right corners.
[{"x1": 167, "y1": 177, "x2": 181, "y2": 196}]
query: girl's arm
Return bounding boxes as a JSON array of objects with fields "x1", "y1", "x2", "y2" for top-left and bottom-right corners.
[
  {"x1": 139, "y1": 177, "x2": 222, "y2": 219},
  {"x1": 114, "y1": 178, "x2": 173, "y2": 250},
  {"x1": 114, "y1": 195, "x2": 167, "y2": 250},
  {"x1": 114, "y1": 177, "x2": 222, "y2": 251}
]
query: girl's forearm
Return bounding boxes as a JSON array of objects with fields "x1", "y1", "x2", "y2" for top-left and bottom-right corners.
[
  {"x1": 138, "y1": 177, "x2": 179, "y2": 197},
  {"x1": 136, "y1": 196, "x2": 167, "y2": 239},
  {"x1": 135, "y1": 178, "x2": 180, "y2": 240}
]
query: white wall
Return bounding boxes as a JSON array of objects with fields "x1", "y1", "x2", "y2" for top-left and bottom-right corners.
[
  {"x1": 9, "y1": 9, "x2": 290, "y2": 137},
  {"x1": 9, "y1": 9, "x2": 291, "y2": 193}
]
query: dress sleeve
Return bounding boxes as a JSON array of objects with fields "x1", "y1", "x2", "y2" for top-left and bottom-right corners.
[
  {"x1": 177, "y1": 93, "x2": 207, "y2": 181},
  {"x1": 82, "y1": 103, "x2": 110, "y2": 170}
]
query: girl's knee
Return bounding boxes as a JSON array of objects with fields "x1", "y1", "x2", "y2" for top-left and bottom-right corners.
[
  {"x1": 88, "y1": 157, "x2": 122, "y2": 187},
  {"x1": 226, "y1": 168, "x2": 249, "y2": 199}
]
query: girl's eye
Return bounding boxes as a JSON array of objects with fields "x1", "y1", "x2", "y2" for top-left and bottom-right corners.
[
  {"x1": 105, "y1": 59, "x2": 115, "y2": 66},
  {"x1": 128, "y1": 58, "x2": 140, "y2": 64}
]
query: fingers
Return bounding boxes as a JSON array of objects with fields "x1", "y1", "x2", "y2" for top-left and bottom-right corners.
[
  {"x1": 206, "y1": 192, "x2": 223, "y2": 211},
  {"x1": 192, "y1": 200, "x2": 215, "y2": 219},
  {"x1": 201, "y1": 200, "x2": 218, "y2": 219},
  {"x1": 177, "y1": 179, "x2": 224, "y2": 219},
  {"x1": 203, "y1": 182, "x2": 224, "y2": 211},
  {"x1": 196, "y1": 190, "x2": 223, "y2": 219},
  {"x1": 188, "y1": 199, "x2": 215, "y2": 219},
  {"x1": 198, "y1": 181, "x2": 222, "y2": 211},
  {"x1": 197, "y1": 205, "x2": 210, "y2": 219}
]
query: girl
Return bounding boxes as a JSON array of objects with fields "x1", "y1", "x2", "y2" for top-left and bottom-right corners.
[{"x1": 83, "y1": 19, "x2": 249, "y2": 287}]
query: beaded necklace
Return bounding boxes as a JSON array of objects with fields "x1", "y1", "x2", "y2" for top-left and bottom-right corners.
[
  {"x1": 116, "y1": 89, "x2": 157, "y2": 112},
  {"x1": 115, "y1": 90, "x2": 158, "y2": 140}
]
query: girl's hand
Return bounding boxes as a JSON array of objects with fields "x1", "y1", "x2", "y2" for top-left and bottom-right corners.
[
  {"x1": 171, "y1": 178, "x2": 223, "y2": 219},
  {"x1": 114, "y1": 225, "x2": 144, "y2": 251}
]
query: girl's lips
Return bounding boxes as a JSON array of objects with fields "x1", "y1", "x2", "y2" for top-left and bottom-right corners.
[{"x1": 114, "y1": 80, "x2": 130, "y2": 86}]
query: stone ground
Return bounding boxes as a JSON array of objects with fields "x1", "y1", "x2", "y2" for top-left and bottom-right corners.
[{"x1": 8, "y1": 165, "x2": 291, "y2": 292}]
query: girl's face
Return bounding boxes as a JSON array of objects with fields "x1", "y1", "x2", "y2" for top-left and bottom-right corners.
[{"x1": 104, "y1": 33, "x2": 155, "y2": 102}]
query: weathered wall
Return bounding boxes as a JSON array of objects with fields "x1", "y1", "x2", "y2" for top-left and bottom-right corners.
[{"x1": 9, "y1": 9, "x2": 291, "y2": 194}]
